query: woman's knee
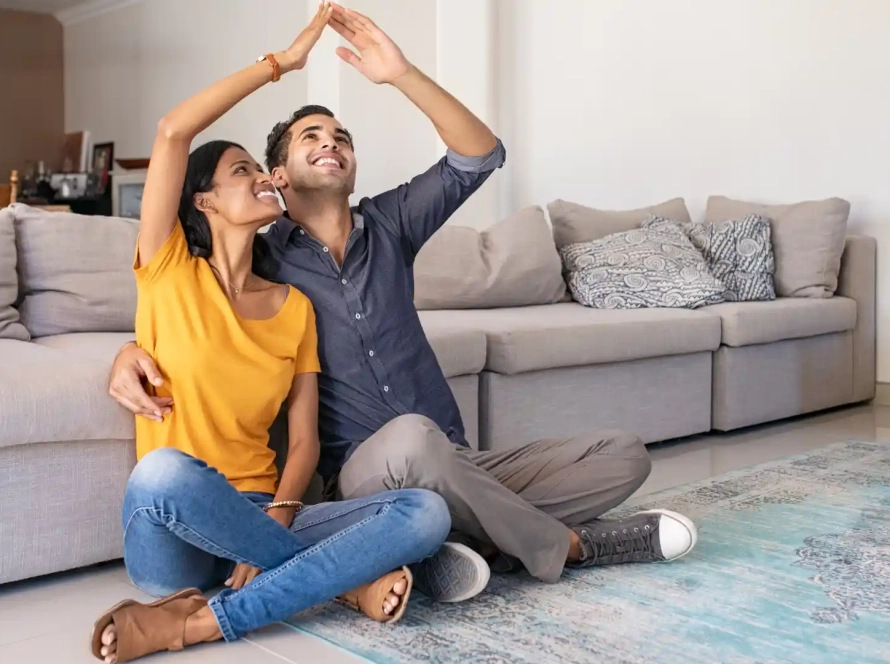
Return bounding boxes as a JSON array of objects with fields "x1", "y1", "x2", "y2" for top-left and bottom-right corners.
[
  {"x1": 394, "y1": 489, "x2": 451, "y2": 555},
  {"x1": 126, "y1": 448, "x2": 201, "y2": 502}
]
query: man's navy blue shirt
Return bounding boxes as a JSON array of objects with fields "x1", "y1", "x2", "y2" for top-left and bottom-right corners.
[{"x1": 265, "y1": 140, "x2": 506, "y2": 481}]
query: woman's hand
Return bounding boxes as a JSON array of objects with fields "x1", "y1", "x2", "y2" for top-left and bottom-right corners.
[
  {"x1": 280, "y1": 1, "x2": 333, "y2": 74},
  {"x1": 225, "y1": 507, "x2": 295, "y2": 590},
  {"x1": 226, "y1": 563, "x2": 262, "y2": 590}
]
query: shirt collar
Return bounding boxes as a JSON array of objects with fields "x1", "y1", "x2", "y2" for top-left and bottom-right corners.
[{"x1": 276, "y1": 210, "x2": 364, "y2": 245}]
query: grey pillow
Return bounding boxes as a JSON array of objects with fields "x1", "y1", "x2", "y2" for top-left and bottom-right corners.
[
  {"x1": 0, "y1": 209, "x2": 29, "y2": 340},
  {"x1": 13, "y1": 204, "x2": 139, "y2": 337},
  {"x1": 704, "y1": 196, "x2": 849, "y2": 298},
  {"x1": 414, "y1": 206, "x2": 566, "y2": 309},
  {"x1": 560, "y1": 219, "x2": 725, "y2": 309},
  {"x1": 644, "y1": 214, "x2": 776, "y2": 302},
  {"x1": 548, "y1": 198, "x2": 693, "y2": 250}
]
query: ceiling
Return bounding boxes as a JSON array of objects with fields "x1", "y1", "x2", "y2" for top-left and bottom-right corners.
[{"x1": 0, "y1": 0, "x2": 86, "y2": 13}]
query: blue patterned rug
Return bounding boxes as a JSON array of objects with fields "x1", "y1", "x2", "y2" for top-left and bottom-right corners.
[{"x1": 285, "y1": 441, "x2": 890, "y2": 663}]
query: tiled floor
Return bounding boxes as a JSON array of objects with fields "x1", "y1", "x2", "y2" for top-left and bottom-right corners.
[{"x1": 3, "y1": 404, "x2": 889, "y2": 664}]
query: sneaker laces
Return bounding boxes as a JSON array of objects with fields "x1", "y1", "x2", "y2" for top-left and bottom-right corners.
[{"x1": 577, "y1": 519, "x2": 657, "y2": 565}]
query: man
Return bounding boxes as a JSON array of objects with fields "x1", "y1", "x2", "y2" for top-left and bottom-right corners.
[{"x1": 109, "y1": 4, "x2": 697, "y2": 604}]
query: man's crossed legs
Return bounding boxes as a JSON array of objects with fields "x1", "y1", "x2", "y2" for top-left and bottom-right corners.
[{"x1": 334, "y1": 415, "x2": 697, "y2": 590}]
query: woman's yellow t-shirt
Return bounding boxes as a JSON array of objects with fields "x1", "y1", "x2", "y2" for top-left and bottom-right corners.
[{"x1": 133, "y1": 224, "x2": 320, "y2": 495}]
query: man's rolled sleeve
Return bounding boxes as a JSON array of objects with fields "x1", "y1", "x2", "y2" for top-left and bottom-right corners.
[
  {"x1": 445, "y1": 139, "x2": 507, "y2": 174},
  {"x1": 363, "y1": 138, "x2": 506, "y2": 260}
]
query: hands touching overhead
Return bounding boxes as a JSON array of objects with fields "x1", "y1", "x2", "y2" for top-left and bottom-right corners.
[{"x1": 282, "y1": 2, "x2": 414, "y2": 84}]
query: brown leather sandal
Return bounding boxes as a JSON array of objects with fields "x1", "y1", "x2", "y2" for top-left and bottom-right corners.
[
  {"x1": 90, "y1": 588, "x2": 208, "y2": 662},
  {"x1": 337, "y1": 566, "x2": 413, "y2": 624}
]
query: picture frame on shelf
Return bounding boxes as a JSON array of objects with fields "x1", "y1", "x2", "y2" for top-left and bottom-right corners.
[
  {"x1": 91, "y1": 142, "x2": 114, "y2": 195},
  {"x1": 112, "y1": 170, "x2": 147, "y2": 219}
]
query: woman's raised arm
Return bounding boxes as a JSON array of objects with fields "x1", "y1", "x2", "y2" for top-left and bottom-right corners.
[{"x1": 136, "y1": 2, "x2": 332, "y2": 267}]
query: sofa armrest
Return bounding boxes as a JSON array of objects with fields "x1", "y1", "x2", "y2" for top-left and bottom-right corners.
[{"x1": 836, "y1": 234, "x2": 876, "y2": 402}]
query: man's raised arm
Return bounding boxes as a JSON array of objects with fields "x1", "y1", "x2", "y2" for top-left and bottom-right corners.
[{"x1": 328, "y1": 3, "x2": 505, "y2": 256}]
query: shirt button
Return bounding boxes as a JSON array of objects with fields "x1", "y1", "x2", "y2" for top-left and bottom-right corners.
[
  {"x1": 299, "y1": 229, "x2": 305, "y2": 235},
  {"x1": 383, "y1": 386, "x2": 390, "y2": 392},
  {"x1": 341, "y1": 279, "x2": 347, "y2": 285},
  {"x1": 369, "y1": 350, "x2": 374, "y2": 357},
  {"x1": 323, "y1": 246, "x2": 330, "y2": 253},
  {"x1": 355, "y1": 313, "x2": 361, "y2": 320}
]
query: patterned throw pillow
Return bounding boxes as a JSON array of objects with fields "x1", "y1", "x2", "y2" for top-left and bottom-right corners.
[
  {"x1": 560, "y1": 219, "x2": 726, "y2": 309},
  {"x1": 644, "y1": 214, "x2": 776, "y2": 302}
]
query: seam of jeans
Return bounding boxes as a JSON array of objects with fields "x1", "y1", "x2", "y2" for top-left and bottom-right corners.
[
  {"x1": 343, "y1": 473, "x2": 466, "y2": 525},
  {"x1": 122, "y1": 506, "x2": 153, "y2": 540},
  {"x1": 207, "y1": 597, "x2": 238, "y2": 643},
  {"x1": 130, "y1": 505, "x2": 267, "y2": 569},
  {"x1": 231, "y1": 502, "x2": 392, "y2": 595},
  {"x1": 289, "y1": 497, "x2": 395, "y2": 531}
]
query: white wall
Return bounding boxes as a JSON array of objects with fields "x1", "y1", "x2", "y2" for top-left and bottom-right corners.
[
  {"x1": 499, "y1": 0, "x2": 890, "y2": 379},
  {"x1": 65, "y1": 0, "x2": 312, "y2": 173},
  {"x1": 63, "y1": 0, "x2": 495, "y2": 223},
  {"x1": 65, "y1": 0, "x2": 890, "y2": 379}
]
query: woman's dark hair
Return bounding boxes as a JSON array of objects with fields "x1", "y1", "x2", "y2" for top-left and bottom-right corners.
[{"x1": 177, "y1": 140, "x2": 274, "y2": 278}]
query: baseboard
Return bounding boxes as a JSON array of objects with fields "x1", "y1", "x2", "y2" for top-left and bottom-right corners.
[{"x1": 874, "y1": 382, "x2": 890, "y2": 406}]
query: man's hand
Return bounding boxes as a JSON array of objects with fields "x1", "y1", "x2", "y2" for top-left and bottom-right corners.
[
  {"x1": 226, "y1": 563, "x2": 262, "y2": 590},
  {"x1": 280, "y1": 1, "x2": 333, "y2": 73},
  {"x1": 108, "y1": 343, "x2": 173, "y2": 423},
  {"x1": 328, "y1": 3, "x2": 411, "y2": 84}
]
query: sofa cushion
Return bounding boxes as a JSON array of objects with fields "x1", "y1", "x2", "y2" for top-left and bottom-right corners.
[
  {"x1": 419, "y1": 303, "x2": 721, "y2": 375},
  {"x1": 548, "y1": 198, "x2": 692, "y2": 250},
  {"x1": 646, "y1": 214, "x2": 776, "y2": 302},
  {"x1": 0, "y1": 209, "x2": 28, "y2": 340},
  {"x1": 34, "y1": 332, "x2": 135, "y2": 364},
  {"x1": 418, "y1": 320, "x2": 486, "y2": 378},
  {"x1": 560, "y1": 220, "x2": 726, "y2": 310},
  {"x1": 0, "y1": 340, "x2": 134, "y2": 449},
  {"x1": 12, "y1": 204, "x2": 138, "y2": 337},
  {"x1": 708, "y1": 297, "x2": 857, "y2": 347},
  {"x1": 704, "y1": 196, "x2": 849, "y2": 298},
  {"x1": 414, "y1": 206, "x2": 566, "y2": 309}
]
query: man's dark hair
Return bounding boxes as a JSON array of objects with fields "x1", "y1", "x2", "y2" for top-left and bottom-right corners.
[{"x1": 264, "y1": 104, "x2": 353, "y2": 172}]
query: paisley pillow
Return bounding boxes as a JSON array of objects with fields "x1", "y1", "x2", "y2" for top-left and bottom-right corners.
[
  {"x1": 644, "y1": 214, "x2": 776, "y2": 302},
  {"x1": 560, "y1": 218, "x2": 725, "y2": 309}
]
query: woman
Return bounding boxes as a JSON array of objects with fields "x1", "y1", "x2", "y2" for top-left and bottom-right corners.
[{"x1": 90, "y1": 5, "x2": 451, "y2": 662}]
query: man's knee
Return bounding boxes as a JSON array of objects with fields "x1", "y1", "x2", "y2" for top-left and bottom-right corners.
[
  {"x1": 606, "y1": 430, "x2": 652, "y2": 485},
  {"x1": 341, "y1": 415, "x2": 456, "y2": 498},
  {"x1": 573, "y1": 429, "x2": 652, "y2": 484},
  {"x1": 366, "y1": 414, "x2": 453, "y2": 467}
]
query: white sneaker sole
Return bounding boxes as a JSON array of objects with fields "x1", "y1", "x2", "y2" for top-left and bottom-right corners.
[
  {"x1": 639, "y1": 509, "x2": 699, "y2": 561},
  {"x1": 413, "y1": 542, "x2": 491, "y2": 603}
]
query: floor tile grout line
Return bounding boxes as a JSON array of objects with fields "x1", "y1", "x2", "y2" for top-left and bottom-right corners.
[
  {"x1": 277, "y1": 620, "x2": 376, "y2": 664},
  {"x1": 243, "y1": 632, "x2": 301, "y2": 663}
]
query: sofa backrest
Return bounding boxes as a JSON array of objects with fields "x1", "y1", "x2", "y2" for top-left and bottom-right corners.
[
  {"x1": 413, "y1": 205, "x2": 567, "y2": 310},
  {"x1": 0, "y1": 207, "x2": 29, "y2": 340},
  {"x1": 9, "y1": 204, "x2": 138, "y2": 338}
]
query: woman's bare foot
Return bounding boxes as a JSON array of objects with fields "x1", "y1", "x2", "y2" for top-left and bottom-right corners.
[
  {"x1": 382, "y1": 576, "x2": 409, "y2": 616},
  {"x1": 98, "y1": 606, "x2": 221, "y2": 663}
]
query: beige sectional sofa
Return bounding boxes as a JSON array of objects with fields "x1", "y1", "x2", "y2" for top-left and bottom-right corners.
[{"x1": 0, "y1": 197, "x2": 876, "y2": 585}]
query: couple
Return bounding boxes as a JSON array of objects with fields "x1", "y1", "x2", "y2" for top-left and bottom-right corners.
[{"x1": 92, "y1": 4, "x2": 698, "y2": 663}]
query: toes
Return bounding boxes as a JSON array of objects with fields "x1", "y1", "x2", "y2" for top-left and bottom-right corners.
[
  {"x1": 101, "y1": 625, "x2": 116, "y2": 646},
  {"x1": 392, "y1": 578, "x2": 408, "y2": 596}
]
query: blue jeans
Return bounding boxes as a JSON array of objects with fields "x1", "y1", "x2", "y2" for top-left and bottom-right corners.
[{"x1": 122, "y1": 448, "x2": 451, "y2": 642}]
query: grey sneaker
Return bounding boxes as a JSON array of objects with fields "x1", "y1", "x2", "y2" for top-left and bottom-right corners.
[
  {"x1": 412, "y1": 542, "x2": 491, "y2": 603},
  {"x1": 572, "y1": 509, "x2": 698, "y2": 566}
]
